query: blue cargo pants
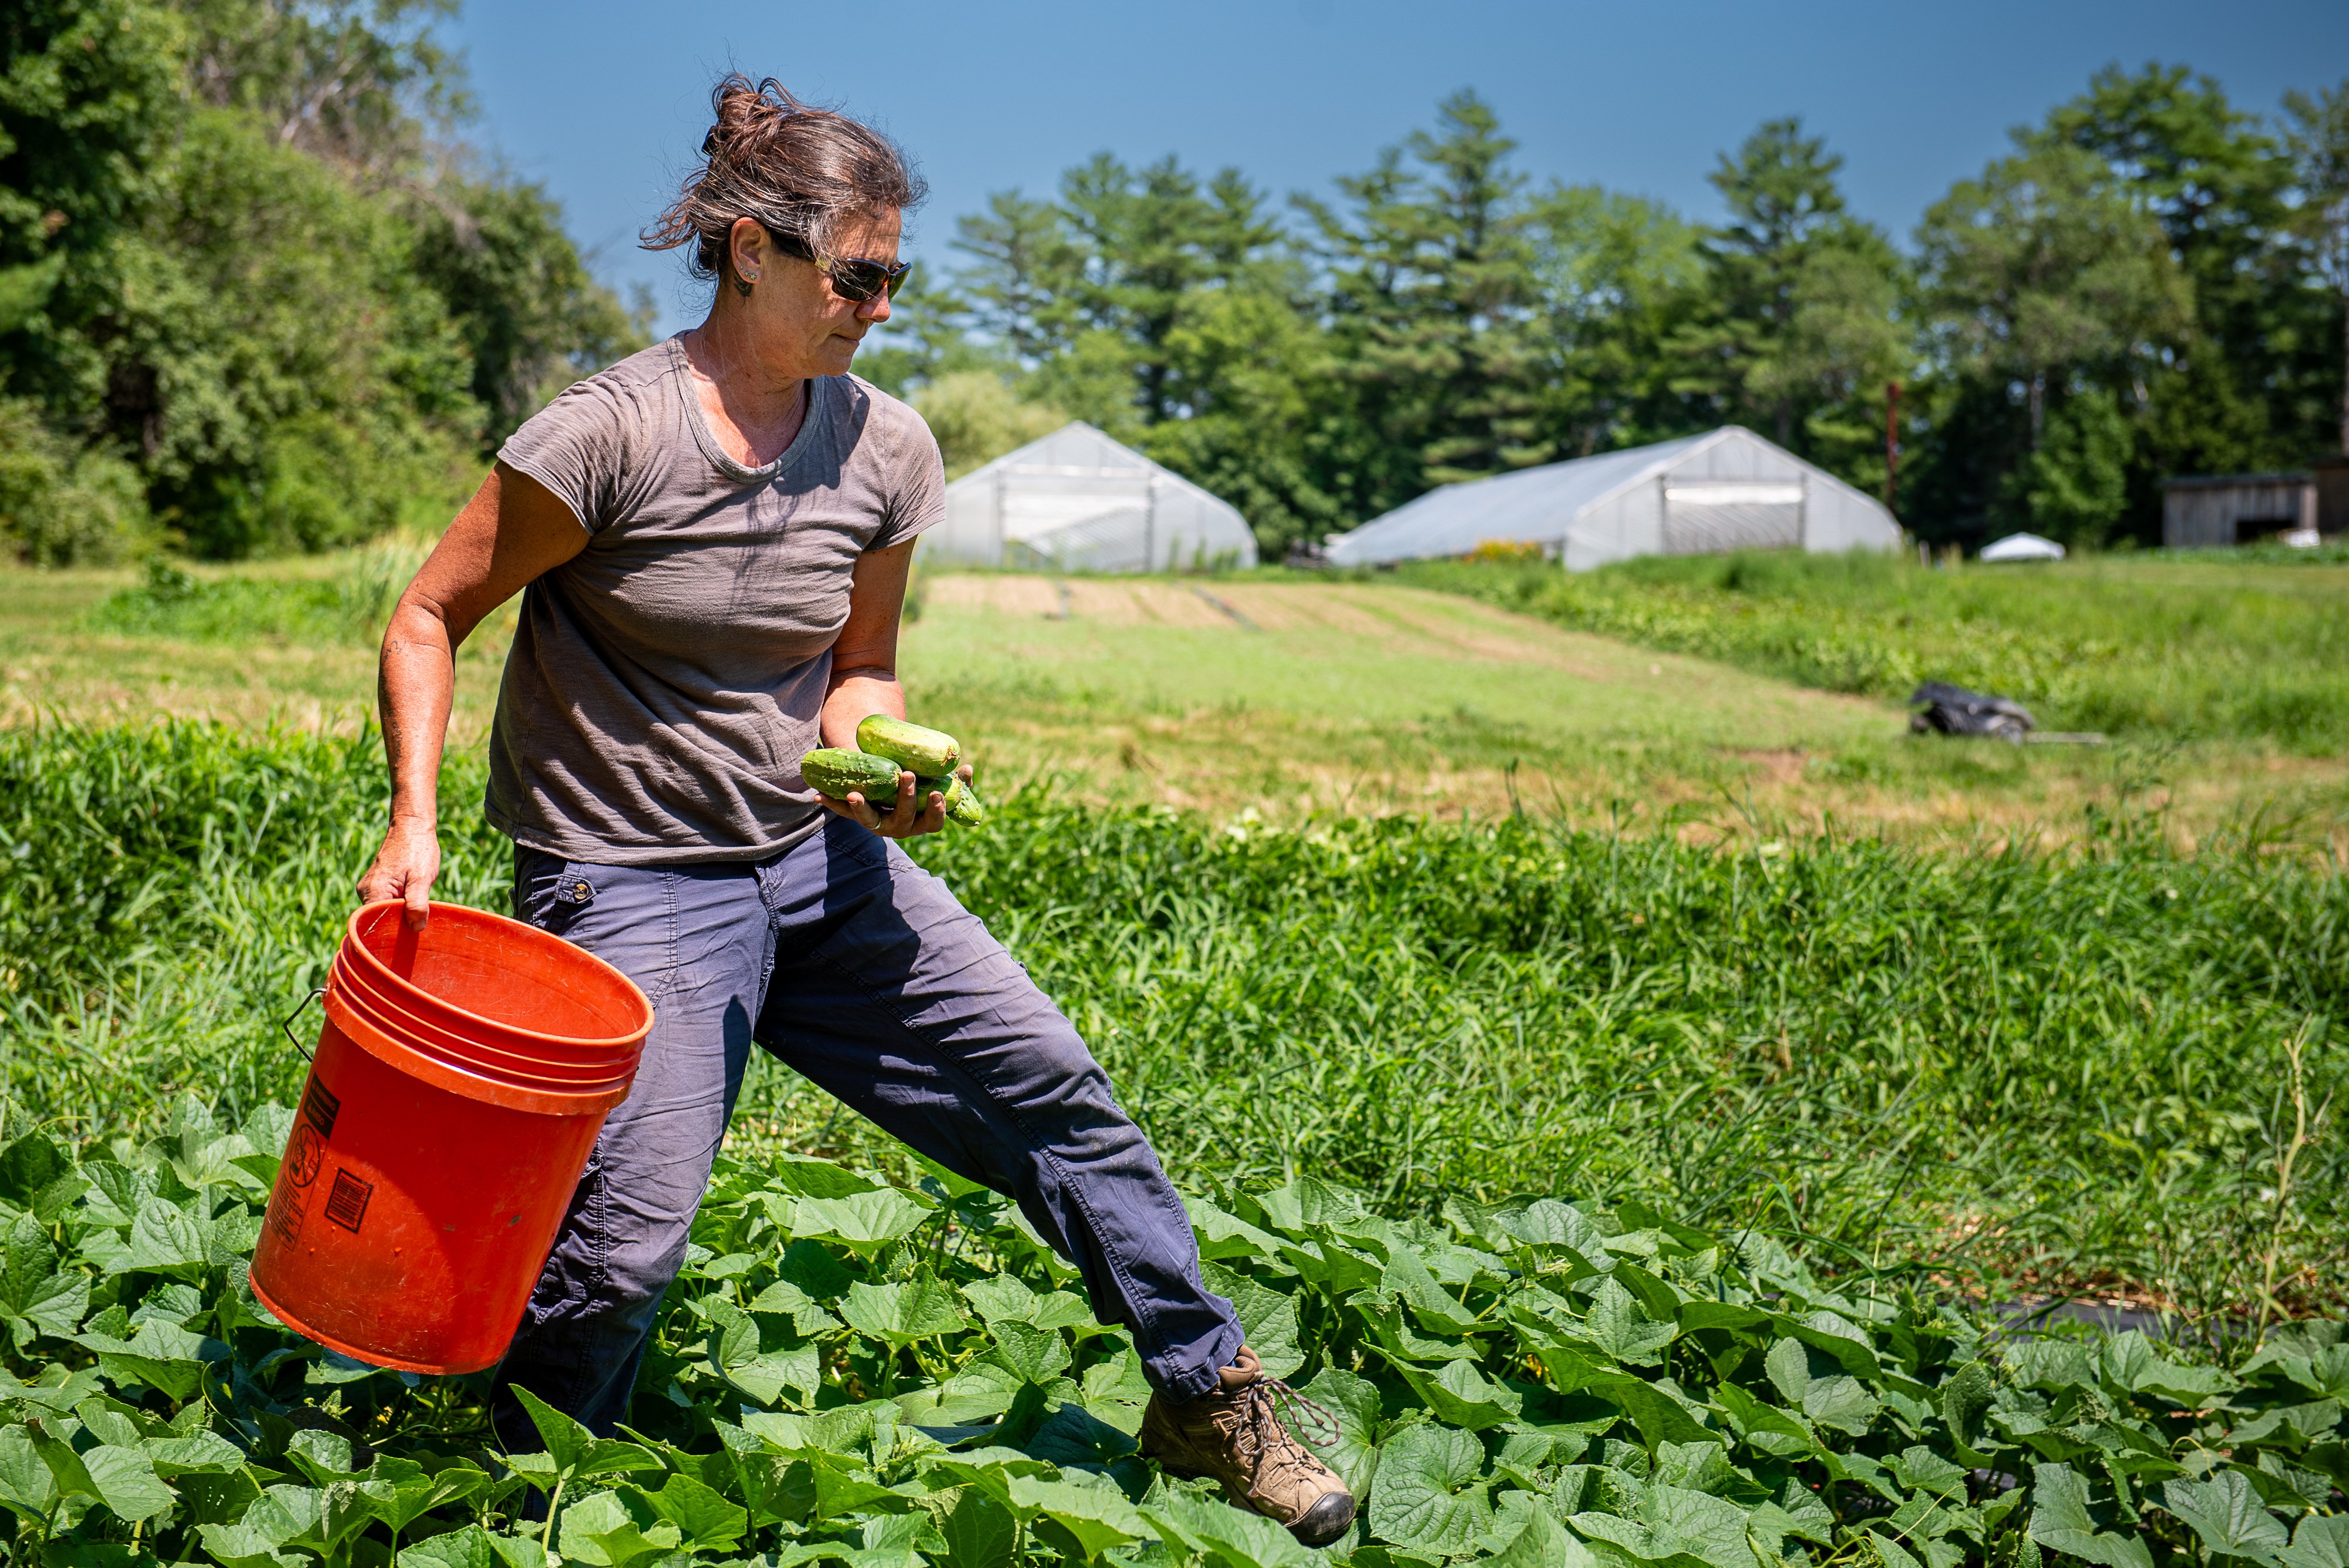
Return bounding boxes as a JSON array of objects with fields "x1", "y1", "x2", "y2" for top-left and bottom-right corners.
[{"x1": 489, "y1": 816, "x2": 1241, "y2": 1450}]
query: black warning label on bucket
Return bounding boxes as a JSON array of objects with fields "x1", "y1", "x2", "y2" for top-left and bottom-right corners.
[
  {"x1": 267, "y1": 1180, "x2": 304, "y2": 1247},
  {"x1": 302, "y1": 1078, "x2": 341, "y2": 1139},
  {"x1": 324, "y1": 1168, "x2": 373, "y2": 1233}
]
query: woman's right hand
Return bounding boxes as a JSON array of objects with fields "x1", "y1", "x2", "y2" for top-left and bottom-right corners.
[{"x1": 358, "y1": 816, "x2": 442, "y2": 930}]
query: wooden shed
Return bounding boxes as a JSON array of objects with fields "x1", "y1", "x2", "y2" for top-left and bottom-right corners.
[{"x1": 2162, "y1": 472, "x2": 2318, "y2": 548}]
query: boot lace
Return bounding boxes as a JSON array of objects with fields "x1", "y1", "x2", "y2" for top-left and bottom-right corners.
[{"x1": 1233, "y1": 1378, "x2": 1342, "y2": 1493}]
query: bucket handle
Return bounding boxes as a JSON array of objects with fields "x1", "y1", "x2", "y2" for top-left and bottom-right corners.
[{"x1": 279, "y1": 987, "x2": 325, "y2": 1063}]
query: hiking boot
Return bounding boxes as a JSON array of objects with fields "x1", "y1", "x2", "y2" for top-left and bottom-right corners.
[{"x1": 1140, "y1": 1346, "x2": 1357, "y2": 1547}]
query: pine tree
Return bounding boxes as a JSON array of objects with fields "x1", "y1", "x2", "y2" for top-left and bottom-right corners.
[{"x1": 1306, "y1": 90, "x2": 1548, "y2": 518}]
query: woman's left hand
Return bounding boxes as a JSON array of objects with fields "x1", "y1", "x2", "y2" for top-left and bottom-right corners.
[{"x1": 820, "y1": 764, "x2": 974, "y2": 839}]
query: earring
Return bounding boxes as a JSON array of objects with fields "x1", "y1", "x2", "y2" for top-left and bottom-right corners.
[{"x1": 733, "y1": 274, "x2": 753, "y2": 298}]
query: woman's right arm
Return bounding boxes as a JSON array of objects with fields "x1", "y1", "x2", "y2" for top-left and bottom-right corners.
[{"x1": 358, "y1": 462, "x2": 588, "y2": 928}]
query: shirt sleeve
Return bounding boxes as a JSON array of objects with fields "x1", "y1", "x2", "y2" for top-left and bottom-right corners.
[
  {"x1": 869, "y1": 408, "x2": 947, "y2": 552},
  {"x1": 496, "y1": 375, "x2": 631, "y2": 533}
]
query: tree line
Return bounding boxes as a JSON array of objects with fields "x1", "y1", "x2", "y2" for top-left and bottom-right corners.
[
  {"x1": 873, "y1": 70, "x2": 2349, "y2": 558},
  {"x1": 3, "y1": 3, "x2": 2345, "y2": 564},
  {"x1": 0, "y1": 0, "x2": 640, "y2": 563}
]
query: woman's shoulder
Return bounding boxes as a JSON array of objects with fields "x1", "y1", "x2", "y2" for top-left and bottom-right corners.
[
  {"x1": 835, "y1": 374, "x2": 939, "y2": 463},
  {"x1": 499, "y1": 341, "x2": 685, "y2": 526},
  {"x1": 537, "y1": 340, "x2": 682, "y2": 421}
]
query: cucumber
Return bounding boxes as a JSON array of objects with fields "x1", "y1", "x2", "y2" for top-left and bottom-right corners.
[
  {"x1": 856, "y1": 714, "x2": 960, "y2": 775},
  {"x1": 917, "y1": 775, "x2": 988, "y2": 827},
  {"x1": 800, "y1": 748, "x2": 904, "y2": 801}
]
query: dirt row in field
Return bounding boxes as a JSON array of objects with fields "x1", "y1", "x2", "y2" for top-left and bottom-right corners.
[{"x1": 924, "y1": 574, "x2": 1609, "y2": 675}]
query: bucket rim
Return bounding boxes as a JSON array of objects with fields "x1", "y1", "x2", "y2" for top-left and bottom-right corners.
[
  {"x1": 327, "y1": 950, "x2": 642, "y2": 1076},
  {"x1": 322, "y1": 991, "x2": 637, "y2": 1116},
  {"x1": 344, "y1": 900, "x2": 653, "y2": 1055}
]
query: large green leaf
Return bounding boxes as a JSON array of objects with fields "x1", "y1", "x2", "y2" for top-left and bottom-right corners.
[
  {"x1": 1078, "y1": 1345, "x2": 1153, "y2": 1435},
  {"x1": 1142, "y1": 1489, "x2": 1314, "y2": 1568},
  {"x1": 396, "y1": 1523, "x2": 546, "y2": 1568},
  {"x1": 1582, "y1": 1278, "x2": 1678, "y2": 1367},
  {"x1": 1381, "y1": 1242, "x2": 1485, "y2": 1338},
  {"x1": 76, "y1": 1442, "x2": 176, "y2": 1522},
  {"x1": 763, "y1": 1153, "x2": 885, "y2": 1200},
  {"x1": 1783, "y1": 1311, "x2": 1880, "y2": 1378},
  {"x1": 0, "y1": 1130, "x2": 72, "y2": 1209},
  {"x1": 791, "y1": 1190, "x2": 928, "y2": 1252},
  {"x1": 1365, "y1": 1293, "x2": 1482, "y2": 1364},
  {"x1": 119, "y1": 1197, "x2": 210, "y2": 1275},
  {"x1": 747, "y1": 1277, "x2": 843, "y2": 1335},
  {"x1": 508, "y1": 1387, "x2": 664, "y2": 1481},
  {"x1": 200, "y1": 1519, "x2": 305, "y2": 1568},
  {"x1": 1571, "y1": 1482, "x2": 1764, "y2": 1568},
  {"x1": 1488, "y1": 1501, "x2": 1596, "y2": 1568},
  {"x1": 963, "y1": 1275, "x2": 1046, "y2": 1324},
  {"x1": 1002, "y1": 1474, "x2": 1147, "y2": 1557},
  {"x1": 1022, "y1": 1402, "x2": 1133, "y2": 1475},
  {"x1": 144, "y1": 1427, "x2": 250, "y2": 1477},
  {"x1": 1711, "y1": 1380, "x2": 1815, "y2": 1458},
  {"x1": 633, "y1": 1471, "x2": 748, "y2": 1551},
  {"x1": 1763, "y1": 1337, "x2": 1878, "y2": 1435},
  {"x1": 1256, "y1": 1174, "x2": 1371, "y2": 1233},
  {"x1": 1938, "y1": 1361, "x2": 1995, "y2": 1454},
  {"x1": 2280, "y1": 1515, "x2": 2349, "y2": 1568},
  {"x1": 1369, "y1": 1422, "x2": 1492, "y2": 1555},
  {"x1": 841, "y1": 1278, "x2": 970, "y2": 1345},
  {"x1": 985, "y1": 1318, "x2": 1072, "y2": 1385},
  {"x1": 1297, "y1": 1366, "x2": 1384, "y2": 1495},
  {"x1": 0, "y1": 1213, "x2": 86, "y2": 1347},
  {"x1": 709, "y1": 1307, "x2": 823, "y2": 1409},
  {"x1": 556, "y1": 1488, "x2": 681, "y2": 1568},
  {"x1": 916, "y1": 1360, "x2": 1029, "y2": 1424},
  {"x1": 359, "y1": 1456, "x2": 487, "y2": 1535},
  {"x1": 2160, "y1": 1472, "x2": 2289, "y2": 1566},
  {"x1": 1187, "y1": 1196, "x2": 1285, "y2": 1262},
  {"x1": 1388, "y1": 1355, "x2": 1524, "y2": 1431},
  {"x1": 2029, "y1": 1463, "x2": 2156, "y2": 1568},
  {"x1": 938, "y1": 1485, "x2": 1017, "y2": 1568},
  {"x1": 1200, "y1": 1261, "x2": 1303, "y2": 1379},
  {"x1": 0, "y1": 1425, "x2": 56, "y2": 1525}
]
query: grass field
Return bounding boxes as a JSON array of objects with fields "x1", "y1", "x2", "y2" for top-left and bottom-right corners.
[
  {"x1": 1401, "y1": 549, "x2": 2349, "y2": 751},
  {"x1": 4, "y1": 719, "x2": 2341, "y2": 1334},
  {"x1": 13, "y1": 553, "x2": 2344, "y2": 849}
]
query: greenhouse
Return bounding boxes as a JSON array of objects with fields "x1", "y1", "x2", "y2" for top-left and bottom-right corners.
[
  {"x1": 1324, "y1": 425, "x2": 1900, "y2": 570},
  {"x1": 925, "y1": 422, "x2": 1258, "y2": 572}
]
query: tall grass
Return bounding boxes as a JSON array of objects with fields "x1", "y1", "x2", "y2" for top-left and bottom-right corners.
[
  {"x1": 1400, "y1": 550, "x2": 2349, "y2": 749},
  {"x1": 2, "y1": 720, "x2": 2341, "y2": 1324},
  {"x1": 81, "y1": 538, "x2": 435, "y2": 644}
]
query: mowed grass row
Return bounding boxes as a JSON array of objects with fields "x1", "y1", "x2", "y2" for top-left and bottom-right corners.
[
  {"x1": 1401, "y1": 550, "x2": 2349, "y2": 749},
  {"x1": 2, "y1": 721, "x2": 2341, "y2": 1328}
]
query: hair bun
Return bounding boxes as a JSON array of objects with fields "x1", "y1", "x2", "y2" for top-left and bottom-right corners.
[{"x1": 643, "y1": 73, "x2": 925, "y2": 285}]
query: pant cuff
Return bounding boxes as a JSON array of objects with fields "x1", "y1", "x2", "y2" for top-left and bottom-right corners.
[{"x1": 1146, "y1": 1317, "x2": 1249, "y2": 1405}]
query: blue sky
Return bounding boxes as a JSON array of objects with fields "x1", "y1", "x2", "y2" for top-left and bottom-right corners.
[{"x1": 441, "y1": 0, "x2": 2349, "y2": 339}]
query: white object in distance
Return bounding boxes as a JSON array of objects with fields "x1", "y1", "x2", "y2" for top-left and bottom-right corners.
[
  {"x1": 2283, "y1": 527, "x2": 2321, "y2": 549},
  {"x1": 1978, "y1": 532, "x2": 2067, "y2": 562}
]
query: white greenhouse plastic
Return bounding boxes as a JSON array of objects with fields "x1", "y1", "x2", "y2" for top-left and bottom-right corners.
[
  {"x1": 1324, "y1": 426, "x2": 1900, "y2": 570},
  {"x1": 924, "y1": 422, "x2": 1258, "y2": 572},
  {"x1": 1978, "y1": 531, "x2": 2066, "y2": 561}
]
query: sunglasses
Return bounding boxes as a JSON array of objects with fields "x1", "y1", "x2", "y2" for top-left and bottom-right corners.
[{"x1": 768, "y1": 230, "x2": 911, "y2": 303}]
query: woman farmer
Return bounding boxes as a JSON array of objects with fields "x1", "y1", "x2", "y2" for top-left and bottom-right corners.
[{"x1": 355, "y1": 76, "x2": 1354, "y2": 1547}]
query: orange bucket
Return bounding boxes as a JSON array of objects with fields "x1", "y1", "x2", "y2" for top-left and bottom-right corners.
[{"x1": 250, "y1": 900, "x2": 653, "y2": 1374}]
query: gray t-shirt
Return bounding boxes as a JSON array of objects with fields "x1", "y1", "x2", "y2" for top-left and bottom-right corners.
[{"x1": 486, "y1": 335, "x2": 944, "y2": 866}]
